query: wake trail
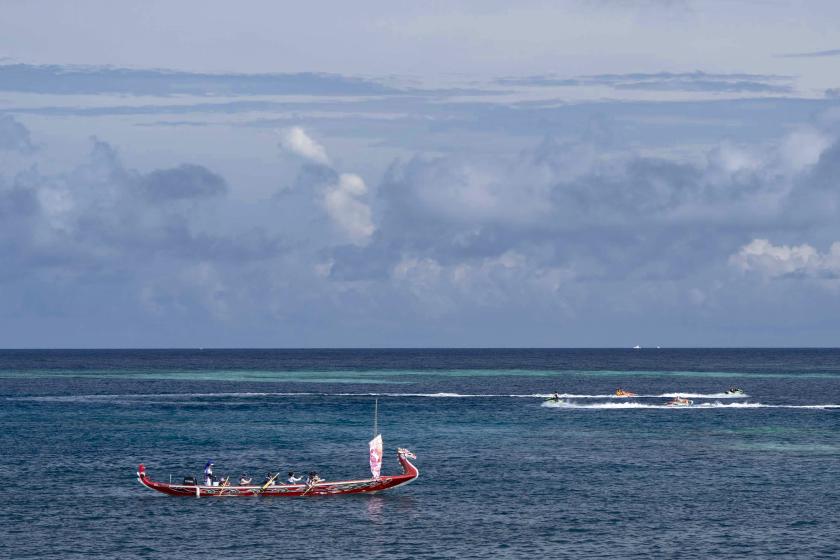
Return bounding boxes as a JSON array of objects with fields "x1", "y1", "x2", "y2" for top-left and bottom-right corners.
[{"x1": 541, "y1": 401, "x2": 840, "y2": 410}]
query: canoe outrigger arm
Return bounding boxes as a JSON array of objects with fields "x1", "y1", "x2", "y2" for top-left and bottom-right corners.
[{"x1": 137, "y1": 448, "x2": 418, "y2": 497}]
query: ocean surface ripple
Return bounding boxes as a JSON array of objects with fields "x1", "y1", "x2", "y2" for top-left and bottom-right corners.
[{"x1": 2, "y1": 349, "x2": 840, "y2": 559}]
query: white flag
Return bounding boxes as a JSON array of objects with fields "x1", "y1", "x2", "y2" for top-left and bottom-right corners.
[{"x1": 369, "y1": 434, "x2": 383, "y2": 479}]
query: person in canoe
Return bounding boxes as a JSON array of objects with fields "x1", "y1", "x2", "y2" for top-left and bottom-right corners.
[
  {"x1": 203, "y1": 460, "x2": 214, "y2": 486},
  {"x1": 288, "y1": 471, "x2": 303, "y2": 484},
  {"x1": 615, "y1": 388, "x2": 636, "y2": 397}
]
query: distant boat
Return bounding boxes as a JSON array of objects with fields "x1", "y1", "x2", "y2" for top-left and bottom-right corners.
[{"x1": 633, "y1": 345, "x2": 641, "y2": 349}]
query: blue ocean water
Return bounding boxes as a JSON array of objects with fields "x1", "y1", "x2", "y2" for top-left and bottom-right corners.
[{"x1": 2, "y1": 349, "x2": 840, "y2": 559}]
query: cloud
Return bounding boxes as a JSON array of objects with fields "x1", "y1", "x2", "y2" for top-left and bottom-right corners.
[
  {"x1": 279, "y1": 126, "x2": 330, "y2": 165},
  {"x1": 0, "y1": 175, "x2": 38, "y2": 220},
  {"x1": 140, "y1": 163, "x2": 227, "y2": 201},
  {"x1": 778, "y1": 48, "x2": 840, "y2": 59},
  {"x1": 323, "y1": 173, "x2": 375, "y2": 244},
  {"x1": 495, "y1": 76, "x2": 582, "y2": 87},
  {"x1": 584, "y1": 71, "x2": 790, "y2": 82},
  {"x1": 730, "y1": 239, "x2": 840, "y2": 278},
  {"x1": 281, "y1": 127, "x2": 374, "y2": 244},
  {"x1": 324, "y1": 126, "x2": 840, "y2": 304},
  {"x1": 494, "y1": 71, "x2": 793, "y2": 94},
  {"x1": 0, "y1": 137, "x2": 279, "y2": 271},
  {"x1": 613, "y1": 79, "x2": 790, "y2": 94},
  {"x1": 4, "y1": 66, "x2": 840, "y2": 345},
  {"x1": 0, "y1": 63, "x2": 397, "y2": 96},
  {"x1": 0, "y1": 114, "x2": 36, "y2": 153}
]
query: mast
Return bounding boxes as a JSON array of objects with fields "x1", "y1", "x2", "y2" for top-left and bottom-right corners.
[
  {"x1": 369, "y1": 398, "x2": 383, "y2": 479},
  {"x1": 373, "y1": 398, "x2": 379, "y2": 437}
]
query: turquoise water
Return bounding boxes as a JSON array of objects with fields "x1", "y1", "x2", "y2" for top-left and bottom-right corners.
[{"x1": 2, "y1": 349, "x2": 840, "y2": 558}]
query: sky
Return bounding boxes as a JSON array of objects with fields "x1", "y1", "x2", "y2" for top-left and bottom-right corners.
[{"x1": 1, "y1": 0, "x2": 840, "y2": 347}]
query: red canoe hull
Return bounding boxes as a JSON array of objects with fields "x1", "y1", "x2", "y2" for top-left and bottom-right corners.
[{"x1": 138, "y1": 450, "x2": 418, "y2": 497}]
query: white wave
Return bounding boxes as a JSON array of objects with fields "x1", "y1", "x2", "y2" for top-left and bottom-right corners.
[
  {"x1": 533, "y1": 392, "x2": 749, "y2": 399},
  {"x1": 12, "y1": 392, "x2": 839, "y2": 411},
  {"x1": 658, "y1": 392, "x2": 748, "y2": 399},
  {"x1": 541, "y1": 400, "x2": 840, "y2": 410}
]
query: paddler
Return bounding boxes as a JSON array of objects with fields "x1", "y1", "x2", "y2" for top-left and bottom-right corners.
[
  {"x1": 306, "y1": 471, "x2": 322, "y2": 486},
  {"x1": 288, "y1": 471, "x2": 303, "y2": 484},
  {"x1": 203, "y1": 460, "x2": 214, "y2": 486}
]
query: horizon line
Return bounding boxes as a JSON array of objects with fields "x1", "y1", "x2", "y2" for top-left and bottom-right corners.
[{"x1": 1, "y1": 346, "x2": 839, "y2": 351}]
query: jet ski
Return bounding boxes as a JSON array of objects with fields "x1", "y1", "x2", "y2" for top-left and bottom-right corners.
[
  {"x1": 544, "y1": 394, "x2": 566, "y2": 403},
  {"x1": 615, "y1": 389, "x2": 637, "y2": 397},
  {"x1": 724, "y1": 387, "x2": 745, "y2": 395},
  {"x1": 666, "y1": 397, "x2": 693, "y2": 407}
]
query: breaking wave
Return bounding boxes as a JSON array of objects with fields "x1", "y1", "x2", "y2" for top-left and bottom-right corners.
[
  {"x1": 541, "y1": 401, "x2": 840, "y2": 410},
  {"x1": 9, "y1": 392, "x2": 839, "y2": 411},
  {"x1": 7, "y1": 391, "x2": 752, "y2": 402}
]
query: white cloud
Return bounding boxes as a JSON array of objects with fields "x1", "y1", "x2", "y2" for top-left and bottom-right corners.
[
  {"x1": 779, "y1": 128, "x2": 832, "y2": 171},
  {"x1": 730, "y1": 238, "x2": 840, "y2": 278},
  {"x1": 280, "y1": 128, "x2": 374, "y2": 244},
  {"x1": 324, "y1": 173, "x2": 374, "y2": 244},
  {"x1": 279, "y1": 126, "x2": 330, "y2": 165}
]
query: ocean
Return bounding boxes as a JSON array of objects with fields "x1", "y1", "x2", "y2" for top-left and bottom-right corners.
[{"x1": 2, "y1": 349, "x2": 839, "y2": 559}]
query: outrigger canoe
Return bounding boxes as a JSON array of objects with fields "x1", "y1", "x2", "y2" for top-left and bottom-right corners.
[{"x1": 137, "y1": 448, "x2": 418, "y2": 498}]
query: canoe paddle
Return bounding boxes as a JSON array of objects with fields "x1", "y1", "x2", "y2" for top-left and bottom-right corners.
[
  {"x1": 217, "y1": 476, "x2": 229, "y2": 496},
  {"x1": 257, "y1": 472, "x2": 280, "y2": 495},
  {"x1": 301, "y1": 475, "x2": 321, "y2": 496}
]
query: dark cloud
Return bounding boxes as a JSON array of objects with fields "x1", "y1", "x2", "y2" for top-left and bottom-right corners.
[
  {"x1": 494, "y1": 71, "x2": 792, "y2": 94},
  {"x1": 495, "y1": 76, "x2": 582, "y2": 87},
  {"x1": 0, "y1": 114, "x2": 36, "y2": 153},
  {"x1": 613, "y1": 80, "x2": 791, "y2": 94},
  {"x1": 0, "y1": 181, "x2": 38, "y2": 218},
  {"x1": 584, "y1": 71, "x2": 790, "y2": 82},
  {"x1": 0, "y1": 64, "x2": 492, "y2": 99},
  {"x1": 784, "y1": 139, "x2": 840, "y2": 226},
  {"x1": 140, "y1": 164, "x2": 227, "y2": 201},
  {"x1": 0, "y1": 64, "x2": 397, "y2": 96},
  {"x1": 778, "y1": 48, "x2": 840, "y2": 58},
  {"x1": 0, "y1": 138, "x2": 282, "y2": 276}
]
